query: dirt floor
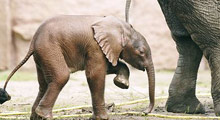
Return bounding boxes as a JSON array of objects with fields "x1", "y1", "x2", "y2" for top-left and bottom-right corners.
[{"x1": 0, "y1": 69, "x2": 217, "y2": 120}]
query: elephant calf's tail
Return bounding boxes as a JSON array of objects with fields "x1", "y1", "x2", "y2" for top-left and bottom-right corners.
[{"x1": 3, "y1": 43, "x2": 34, "y2": 90}]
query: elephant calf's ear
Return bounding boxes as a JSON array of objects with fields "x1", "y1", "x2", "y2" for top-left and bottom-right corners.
[{"x1": 92, "y1": 16, "x2": 129, "y2": 66}]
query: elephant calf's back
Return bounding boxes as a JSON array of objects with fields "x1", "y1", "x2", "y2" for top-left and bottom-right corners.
[{"x1": 33, "y1": 15, "x2": 106, "y2": 72}]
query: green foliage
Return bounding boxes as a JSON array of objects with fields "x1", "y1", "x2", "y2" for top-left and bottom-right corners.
[{"x1": 0, "y1": 71, "x2": 37, "y2": 81}]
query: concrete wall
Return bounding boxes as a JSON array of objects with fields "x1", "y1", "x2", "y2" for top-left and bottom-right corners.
[
  {"x1": 0, "y1": 0, "x2": 208, "y2": 70},
  {"x1": 0, "y1": 0, "x2": 11, "y2": 70}
]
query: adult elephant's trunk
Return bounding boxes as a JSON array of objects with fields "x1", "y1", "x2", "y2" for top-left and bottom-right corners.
[
  {"x1": 125, "y1": 0, "x2": 131, "y2": 23},
  {"x1": 145, "y1": 59, "x2": 155, "y2": 113}
]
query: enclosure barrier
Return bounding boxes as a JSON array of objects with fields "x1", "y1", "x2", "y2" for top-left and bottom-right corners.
[{"x1": 1, "y1": 94, "x2": 219, "y2": 119}]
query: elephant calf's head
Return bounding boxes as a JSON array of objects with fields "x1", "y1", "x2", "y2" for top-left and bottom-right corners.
[
  {"x1": 0, "y1": 88, "x2": 11, "y2": 104},
  {"x1": 92, "y1": 16, "x2": 155, "y2": 113}
]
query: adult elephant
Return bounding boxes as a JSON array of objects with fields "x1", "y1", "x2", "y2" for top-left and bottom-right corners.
[{"x1": 125, "y1": 0, "x2": 220, "y2": 115}]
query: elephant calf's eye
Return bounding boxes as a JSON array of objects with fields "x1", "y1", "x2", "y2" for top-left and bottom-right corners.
[
  {"x1": 140, "y1": 51, "x2": 144, "y2": 54},
  {"x1": 138, "y1": 50, "x2": 145, "y2": 56}
]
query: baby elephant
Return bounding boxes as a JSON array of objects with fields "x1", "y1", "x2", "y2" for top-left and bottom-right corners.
[{"x1": 1, "y1": 15, "x2": 155, "y2": 120}]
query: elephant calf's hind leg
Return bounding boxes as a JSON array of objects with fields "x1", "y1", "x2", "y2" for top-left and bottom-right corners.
[
  {"x1": 34, "y1": 51, "x2": 70, "y2": 119},
  {"x1": 107, "y1": 61, "x2": 130, "y2": 89},
  {"x1": 30, "y1": 66, "x2": 48, "y2": 120}
]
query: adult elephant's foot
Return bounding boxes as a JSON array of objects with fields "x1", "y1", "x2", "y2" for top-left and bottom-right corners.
[
  {"x1": 166, "y1": 96, "x2": 205, "y2": 114},
  {"x1": 35, "y1": 106, "x2": 53, "y2": 119},
  {"x1": 113, "y1": 75, "x2": 129, "y2": 89},
  {"x1": 212, "y1": 93, "x2": 220, "y2": 116},
  {"x1": 214, "y1": 104, "x2": 220, "y2": 116}
]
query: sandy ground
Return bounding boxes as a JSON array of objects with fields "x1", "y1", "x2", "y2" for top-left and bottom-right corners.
[{"x1": 0, "y1": 69, "x2": 215, "y2": 119}]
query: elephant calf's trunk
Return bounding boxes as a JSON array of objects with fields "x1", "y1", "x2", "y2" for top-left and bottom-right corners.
[{"x1": 145, "y1": 61, "x2": 155, "y2": 113}]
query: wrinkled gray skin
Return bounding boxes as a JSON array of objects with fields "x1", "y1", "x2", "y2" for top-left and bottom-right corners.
[
  {"x1": 157, "y1": 0, "x2": 220, "y2": 115},
  {"x1": 126, "y1": 0, "x2": 219, "y2": 115},
  {"x1": 2, "y1": 15, "x2": 155, "y2": 120}
]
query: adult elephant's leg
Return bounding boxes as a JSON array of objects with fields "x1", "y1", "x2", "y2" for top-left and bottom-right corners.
[
  {"x1": 203, "y1": 49, "x2": 220, "y2": 116},
  {"x1": 166, "y1": 35, "x2": 205, "y2": 114},
  {"x1": 107, "y1": 61, "x2": 130, "y2": 89}
]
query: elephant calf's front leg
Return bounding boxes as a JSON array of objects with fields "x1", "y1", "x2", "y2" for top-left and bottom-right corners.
[
  {"x1": 86, "y1": 62, "x2": 108, "y2": 120},
  {"x1": 107, "y1": 61, "x2": 130, "y2": 89}
]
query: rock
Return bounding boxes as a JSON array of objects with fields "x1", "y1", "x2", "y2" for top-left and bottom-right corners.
[{"x1": 13, "y1": 23, "x2": 40, "y2": 41}]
